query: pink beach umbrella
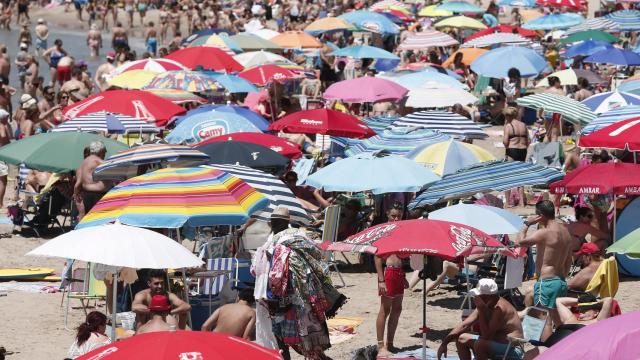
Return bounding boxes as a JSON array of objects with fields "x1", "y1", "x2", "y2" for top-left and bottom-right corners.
[
  {"x1": 323, "y1": 77, "x2": 408, "y2": 103},
  {"x1": 537, "y1": 310, "x2": 640, "y2": 360}
]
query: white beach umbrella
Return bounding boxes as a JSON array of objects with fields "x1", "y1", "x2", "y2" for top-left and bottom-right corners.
[
  {"x1": 406, "y1": 83, "x2": 478, "y2": 108},
  {"x1": 428, "y1": 203, "x2": 524, "y2": 235},
  {"x1": 233, "y1": 50, "x2": 296, "y2": 68}
]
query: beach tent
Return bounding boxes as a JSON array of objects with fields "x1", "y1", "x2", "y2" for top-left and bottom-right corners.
[{"x1": 614, "y1": 196, "x2": 640, "y2": 277}]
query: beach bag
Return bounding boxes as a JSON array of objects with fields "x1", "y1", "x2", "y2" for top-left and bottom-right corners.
[{"x1": 7, "y1": 205, "x2": 23, "y2": 226}]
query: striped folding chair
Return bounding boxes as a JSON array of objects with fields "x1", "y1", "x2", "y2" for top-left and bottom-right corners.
[
  {"x1": 202, "y1": 258, "x2": 239, "y2": 296},
  {"x1": 323, "y1": 205, "x2": 346, "y2": 287}
]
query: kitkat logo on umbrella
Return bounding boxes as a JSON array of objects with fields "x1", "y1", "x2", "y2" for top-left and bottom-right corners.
[
  {"x1": 194, "y1": 120, "x2": 228, "y2": 140},
  {"x1": 300, "y1": 118, "x2": 322, "y2": 126}
]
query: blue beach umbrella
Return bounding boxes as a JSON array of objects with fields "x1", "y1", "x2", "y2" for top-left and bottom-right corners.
[
  {"x1": 437, "y1": 1, "x2": 484, "y2": 13},
  {"x1": 619, "y1": 80, "x2": 640, "y2": 96},
  {"x1": 173, "y1": 104, "x2": 269, "y2": 130},
  {"x1": 582, "y1": 91, "x2": 640, "y2": 114},
  {"x1": 471, "y1": 46, "x2": 548, "y2": 78},
  {"x1": 331, "y1": 45, "x2": 399, "y2": 60},
  {"x1": 581, "y1": 106, "x2": 640, "y2": 135},
  {"x1": 498, "y1": 0, "x2": 536, "y2": 7},
  {"x1": 605, "y1": 10, "x2": 640, "y2": 31},
  {"x1": 584, "y1": 48, "x2": 640, "y2": 66},
  {"x1": 339, "y1": 10, "x2": 400, "y2": 35},
  {"x1": 204, "y1": 72, "x2": 258, "y2": 93},
  {"x1": 166, "y1": 111, "x2": 262, "y2": 145},
  {"x1": 523, "y1": 13, "x2": 584, "y2": 30},
  {"x1": 429, "y1": 203, "x2": 523, "y2": 234},
  {"x1": 362, "y1": 115, "x2": 400, "y2": 134},
  {"x1": 564, "y1": 40, "x2": 613, "y2": 58},
  {"x1": 332, "y1": 127, "x2": 451, "y2": 157},
  {"x1": 378, "y1": 69, "x2": 467, "y2": 90}
]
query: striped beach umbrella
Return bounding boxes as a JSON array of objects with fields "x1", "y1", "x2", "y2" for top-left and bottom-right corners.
[
  {"x1": 605, "y1": 10, "x2": 640, "y2": 31},
  {"x1": 565, "y1": 18, "x2": 619, "y2": 35},
  {"x1": 462, "y1": 32, "x2": 531, "y2": 48},
  {"x1": 208, "y1": 164, "x2": 312, "y2": 226},
  {"x1": 78, "y1": 167, "x2": 269, "y2": 229},
  {"x1": 362, "y1": 115, "x2": 400, "y2": 134},
  {"x1": 144, "y1": 89, "x2": 207, "y2": 105},
  {"x1": 560, "y1": 30, "x2": 620, "y2": 45},
  {"x1": 418, "y1": 5, "x2": 453, "y2": 17},
  {"x1": 406, "y1": 139, "x2": 495, "y2": 176},
  {"x1": 536, "y1": 0, "x2": 582, "y2": 10},
  {"x1": 619, "y1": 80, "x2": 640, "y2": 96},
  {"x1": 516, "y1": 93, "x2": 596, "y2": 125},
  {"x1": 409, "y1": 161, "x2": 564, "y2": 207},
  {"x1": 582, "y1": 91, "x2": 640, "y2": 114},
  {"x1": 112, "y1": 58, "x2": 188, "y2": 75},
  {"x1": 398, "y1": 30, "x2": 458, "y2": 50},
  {"x1": 523, "y1": 13, "x2": 584, "y2": 30},
  {"x1": 581, "y1": 106, "x2": 640, "y2": 135},
  {"x1": 233, "y1": 51, "x2": 296, "y2": 68},
  {"x1": 391, "y1": 111, "x2": 488, "y2": 139},
  {"x1": 145, "y1": 71, "x2": 222, "y2": 93},
  {"x1": 93, "y1": 143, "x2": 210, "y2": 181},
  {"x1": 53, "y1": 111, "x2": 159, "y2": 134},
  {"x1": 332, "y1": 127, "x2": 450, "y2": 157}
]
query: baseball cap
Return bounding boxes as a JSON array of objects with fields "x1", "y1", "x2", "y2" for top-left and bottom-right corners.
[
  {"x1": 106, "y1": 51, "x2": 116, "y2": 60},
  {"x1": 148, "y1": 294, "x2": 171, "y2": 312},
  {"x1": 575, "y1": 242, "x2": 600, "y2": 257},
  {"x1": 469, "y1": 278, "x2": 498, "y2": 297}
]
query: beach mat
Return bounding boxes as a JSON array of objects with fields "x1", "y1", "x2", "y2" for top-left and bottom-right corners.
[
  {"x1": 0, "y1": 268, "x2": 55, "y2": 281},
  {"x1": 328, "y1": 316, "x2": 364, "y2": 345}
]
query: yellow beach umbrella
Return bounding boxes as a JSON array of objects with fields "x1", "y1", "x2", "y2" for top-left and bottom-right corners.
[
  {"x1": 305, "y1": 17, "x2": 355, "y2": 34},
  {"x1": 406, "y1": 139, "x2": 495, "y2": 176},
  {"x1": 442, "y1": 48, "x2": 488, "y2": 67},
  {"x1": 107, "y1": 70, "x2": 156, "y2": 90},
  {"x1": 434, "y1": 15, "x2": 488, "y2": 30},
  {"x1": 271, "y1": 31, "x2": 322, "y2": 49},
  {"x1": 419, "y1": 5, "x2": 453, "y2": 17}
]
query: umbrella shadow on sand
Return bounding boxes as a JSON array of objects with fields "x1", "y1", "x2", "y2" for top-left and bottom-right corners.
[
  {"x1": 427, "y1": 296, "x2": 465, "y2": 310},
  {"x1": 409, "y1": 327, "x2": 452, "y2": 342}
]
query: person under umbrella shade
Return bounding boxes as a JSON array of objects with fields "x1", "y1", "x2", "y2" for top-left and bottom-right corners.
[
  {"x1": 195, "y1": 140, "x2": 290, "y2": 175},
  {"x1": 199, "y1": 132, "x2": 302, "y2": 159},
  {"x1": 164, "y1": 46, "x2": 244, "y2": 72},
  {"x1": 269, "y1": 108, "x2": 376, "y2": 138}
]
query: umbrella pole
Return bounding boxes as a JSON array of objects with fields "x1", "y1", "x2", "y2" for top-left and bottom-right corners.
[
  {"x1": 465, "y1": 257, "x2": 471, "y2": 310},
  {"x1": 176, "y1": 229, "x2": 192, "y2": 329},
  {"x1": 111, "y1": 272, "x2": 118, "y2": 341},
  {"x1": 421, "y1": 255, "x2": 427, "y2": 360}
]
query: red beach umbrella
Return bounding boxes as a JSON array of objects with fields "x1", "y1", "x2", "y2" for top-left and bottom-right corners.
[
  {"x1": 550, "y1": 162, "x2": 640, "y2": 195},
  {"x1": 536, "y1": 0, "x2": 582, "y2": 10},
  {"x1": 465, "y1": 25, "x2": 538, "y2": 42},
  {"x1": 579, "y1": 117, "x2": 640, "y2": 151},
  {"x1": 197, "y1": 132, "x2": 303, "y2": 159},
  {"x1": 269, "y1": 109, "x2": 376, "y2": 139},
  {"x1": 238, "y1": 65, "x2": 301, "y2": 86},
  {"x1": 164, "y1": 46, "x2": 244, "y2": 72}
]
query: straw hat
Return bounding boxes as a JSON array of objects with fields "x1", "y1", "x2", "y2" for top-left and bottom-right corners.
[
  {"x1": 20, "y1": 94, "x2": 37, "y2": 109},
  {"x1": 270, "y1": 206, "x2": 290, "y2": 221}
]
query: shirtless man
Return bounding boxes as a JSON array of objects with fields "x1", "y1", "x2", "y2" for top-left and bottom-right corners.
[
  {"x1": 438, "y1": 279, "x2": 524, "y2": 360},
  {"x1": 94, "y1": 52, "x2": 115, "y2": 92},
  {"x1": 73, "y1": 141, "x2": 111, "y2": 216},
  {"x1": 0, "y1": 109, "x2": 12, "y2": 208},
  {"x1": 111, "y1": 22, "x2": 128, "y2": 52},
  {"x1": 201, "y1": 288, "x2": 256, "y2": 340},
  {"x1": 0, "y1": 46, "x2": 11, "y2": 81},
  {"x1": 61, "y1": 67, "x2": 90, "y2": 101},
  {"x1": 136, "y1": 294, "x2": 172, "y2": 334},
  {"x1": 24, "y1": 55, "x2": 38, "y2": 94},
  {"x1": 34, "y1": 19, "x2": 48, "y2": 56},
  {"x1": 37, "y1": 85, "x2": 60, "y2": 129},
  {"x1": 567, "y1": 243, "x2": 602, "y2": 293},
  {"x1": 132, "y1": 269, "x2": 192, "y2": 330},
  {"x1": 515, "y1": 200, "x2": 573, "y2": 329},
  {"x1": 87, "y1": 24, "x2": 102, "y2": 58},
  {"x1": 137, "y1": 0, "x2": 148, "y2": 26},
  {"x1": 566, "y1": 206, "x2": 610, "y2": 252},
  {"x1": 144, "y1": 22, "x2": 157, "y2": 56},
  {"x1": 375, "y1": 203, "x2": 406, "y2": 356}
]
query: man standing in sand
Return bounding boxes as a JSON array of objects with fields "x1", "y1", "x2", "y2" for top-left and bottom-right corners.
[
  {"x1": 0, "y1": 109, "x2": 12, "y2": 209},
  {"x1": 73, "y1": 141, "x2": 111, "y2": 218},
  {"x1": 94, "y1": 52, "x2": 115, "y2": 92},
  {"x1": 515, "y1": 200, "x2": 573, "y2": 330},
  {"x1": 201, "y1": 288, "x2": 256, "y2": 340},
  {"x1": 132, "y1": 269, "x2": 192, "y2": 330},
  {"x1": 136, "y1": 294, "x2": 172, "y2": 334},
  {"x1": 87, "y1": 24, "x2": 102, "y2": 58}
]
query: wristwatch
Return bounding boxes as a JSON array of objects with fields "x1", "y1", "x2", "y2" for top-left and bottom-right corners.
[{"x1": 523, "y1": 221, "x2": 531, "y2": 227}]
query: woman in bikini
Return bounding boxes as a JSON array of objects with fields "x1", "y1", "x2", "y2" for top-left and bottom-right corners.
[
  {"x1": 503, "y1": 106, "x2": 530, "y2": 207},
  {"x1": 42, "y1": 39, "x2": 67, "y2": 88}
]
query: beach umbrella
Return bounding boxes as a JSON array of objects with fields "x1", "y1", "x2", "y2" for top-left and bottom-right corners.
[
  {"x1": 107, "y1": 69, "x2": 156, "y2": 89},
  {"x1": 304, "y1": 17, "x2": 355, "y2": 34},
  {"x1": 195, "y1": 140, "x2": 290, "y2": 175},
  {"x1": 418, "y1": 4, "x2": 453, "y2": 17},
  {"x1": 607, "y1": 229, "x2": 640, "y2": 259},
  {"x1": 174, "y1": 104, "x2": 269, "y2": 131},
  {"x1": 0, "y1": 132, "x2": 128, "y2": 173},
  {"x1": 369, "y1": 0, "x2": 408, "y2": 12},
  {"x1": 333, "y1": 127, "x2": 451, "y2": 157},
  {"x1": 338, "y1": 10, "x2": 400, "y2": 35},
  {"x1": 245, "y1": 29, "x2": 281, "y2": 40},
  {"x1": 63, "y1": 90, "x2": 186, "y2": 128},
  {"x1": 434, "y1": 15, "x2": 487, "y2": 30},
  {"x1": 111, "y1": 58, "x2": 188, "y2": 75},
  {"x1": 471, "y1": 46, "x2": 548, "y2": 78},
  {"x1": 323, "y1": 77, "x2": 408, "y2": 103},
  {"x1": 380, "y1": 9, "x2": 414, "y2": 23},
  {"x1": 164, "y1": 46, "x2": 244, "y2": 72},
  {"x1": 584, "y1": 48, "x2": 640, "y2": 66},
  {"x1": 271, "y1": 31, "x2": 322, "y2": 49},
  {"x1": 581, "y1": 106, "x2": 640, "y2": 135},
  {"x1": 398, "y1": 30, "x2": 459, "y2": 50},
  {"x1": 144, "y1": 89, "x2": 207, "y2": 105},
  {"x1": 207, "y1": 164, "x2": 311, "y2": 226},
  {"x1": 305, "y1": 151, "x2": 440, "y2": 194},
  {"x1": 392, "y1": 111, "x2": 487, "y2": 139},
  {"x1": 166, "y1": 111, "x2": 262, "y2": 145},
  {"x1": 516, "y1": 93, "x2": 596, "y2": 125},
  {"x1": 186, "y1": 33, "x2": 242, "y2": 53},
  {"x1": 436, "y1": 1, "x2": 484, "y2": 13},
  {"x1": 199, "y1": 132, "x2": 302, "y2": 159},
  {"x1": 406, "y1": 139, "x2": 495, "y2": 176},
  {"x1": 230, "y1": 34, "x2": 282, "y2": 51},
  {"x1": 233, "y1": 50, "x2": 295, "y2": 68},
  {"x1": 579, "y1": 118, "x2": 640, "y2": 151},
  {"x1": 52, "y1": 111, "x2": 159, "y2": 134},
  {"x1": 361, "y1": 115, "x2": 399, "y2": 134},
  {"x1": 536, "y1": 0, "x2": 582, "y2": 10},
  {"x1": 565, "y1": 18, "x2": 619, "y2": 35},
  {"x1": 497, "y1": 0, "x2": 536, "y2": 6},
  {"x1": 442, "y1": 48, "x2": 488, "y2": 67},
  {"x1": 78, "y1": 167, "x2": 269, "y2": 229},
  {"x1": 429, "y1": 204, "x2": 523, "y2": 234},
  {"x1": 144, "y1": 70, "x2": 222, "y2": 93},
  {"x1": 461, "y1": 33, "x2": 531, "y2": 48},
  {"x1": 563, "y1": 40, "x2": 613, "y2": 57},
  {"x1": 409, "y1": 160, "x2": 564, "y2": 207},
  {"x1": 204, "y1": 72, "x2": 258, "y2": 93},
  {"x1": 93, "y1": 143, "x2": 210, "y2": 181},
  {"x1": 535, "y1": 68, "x2": 604, "y2": 87},
  {"x1": 378, "y1": 69, "x2": 468, "y2": 90},
  {"x1": 331, "y1": 45, "x2": 399, "y2": 60},
  {"x1": 605, "y1": 9, "x2": 640, "y2": 31},
  {"x1": 522, "y1": 13, "x2": 584, "y2": 30},
  {"x1": 238, "y1": 65, "x2": 301, "y2": 86},
  {"x1": 550, "y1": 162, "x2": 640, "y2": 195},
  {"x1": 465, "y1": 24, "x2": 538, "y2": 41},
  {"x1": 406, "y1": 85, "x2": 478, "y2": 108},
  {"x1": 619, "y1": 79, "x2": 640, "y2": 96},
  {"x1": 582, "y1": 91, "x2": 640, "y2": 114},
  {"x1": 560, "y1": 30, "x2": 620, "y2": 45},
  {"x1": 269, "y1": 108, "x2": 376, "y2": 138}
]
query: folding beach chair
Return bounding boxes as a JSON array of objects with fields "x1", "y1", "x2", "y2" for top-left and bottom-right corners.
[
  {"x1": 64, "y1": 264, "x2": 107, "y2": 330},
  {"x1": 202, "y1": 258, "x2": 239, "y2": 297},
  {"x1": 570, "y1": 257, "x2": 619, "y2": 299},
  {"x1": 503, "y1": 307, "x2": 548, "y2": 360},
  {"x1": 322, "y1": 205, "x2": 346, "y2": 288}
]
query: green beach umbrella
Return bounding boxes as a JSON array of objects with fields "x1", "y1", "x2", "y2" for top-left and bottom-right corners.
[
  {"x1": 229, "y1": 34, "x2": 283, "y2": 52},
  {"x1": 608, "y1": 228, "x2": 640, "y2": 259},
  {"x1": 560, "y1": 30, "x2": 620, "y2": 45},
  {"x1": 0, "y1": 132, "x2": 129, "y2": 173}
]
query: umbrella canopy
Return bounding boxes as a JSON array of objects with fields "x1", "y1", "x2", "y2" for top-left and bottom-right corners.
[
  {"x1": 166, "y1": 111, "x2": 262, "y2": 145},
  {"x1": 112, "y1": 58, "x2": 188, "y2": 75},
  {"x1": 271, "y1": 31, "x2": 322, "y2": 49},
  {"x1": 338, "y1": 10, "x2": 400, "y2": 35},
  {"x1": 471, "y1": 46, "x2": 548, "y2": 78},
  {"x1": 93, "y1": 143, "x2": 210, "y2": 181},
  {"x1": 581, "y1": 105, "x2": 640, "y2": 135},
  {"x1": 53, "y1": 111, "x2": 159, "y2": 134},
  {"x1": 0, "y1": 132, "x2": 128, "y2": 173},
  {"x1": 360, "y1": 115, "x2": 399, "y2": 134},
  {"x1": 462, "y1": 32, "x2": 531, "y2": 48},
  {"x1": 107, "y1": 69, "x2": 156, "y2": 89},
  {"x1": 418, "y1": 4, "x2": 453, "y2": 17},
  {"x1": 186, "y1": 33, "x2": 242, "y2": 53},
  {"x1": 607, "y1": 228, "x2": 640, "y2": 259},
  {"x1": 230, "y1": 34, "x2": 282, "y2": 51},
  {"x1": 199, "y1": 132, "x2": 302, "y2": 159},
  {"x1": 333, "y1": 127, "x2": 451, "y2": 157},
  {"x1": 63, "y1": 90, "x2": 186, "y2": 128},
  {"x1": 497, "y1": 0, "x2": 536, "y2": 6},
  {"x1": 238, "y1": 65, "x2": 301, "y2": 86},
  {"x1": 536, "y1": 311, "x2": 640, "y2": 360},
  {"x1": 560, "y1": 30, "x2": 620, "y2": 45},
  {"x1": 270, "y1": 108, "x2": 375, "y2": 138},
  {"x1": 205, "y1": 72, "x2": 258, "y2": 93},
  {"x1": 144, "y1": 89, "x2": 207, "y2": 105},
  {"x1": 379, "y1": 69, "x2": 467, "y2": 90},
  {"x1": 550, "y1": 162, "x2": 640, "y2": 195},
  {"x1": 442, "y1": 48, "x2": 488, "y2": 66},
  {"x1": 194, "y1": 140, "x2": 290, "y2": 175},
  {"x1": 245, "y1": 29, "x2": 281, "y2": 40},
  {"x1": 516, "y1": 93, "x2": 597, "y2": 125},
  {"x1": 563, "y1": 40, "x2": 613, "y2": 57},
  {"x1": 434, "y1": 15, "x2": 487, "y2": 30},
  {"x1": 523, "y1": 13, "x2": 584, "y2": 30},
  {"x1": 323, "y1": 77, "x2": 408, "y2": 103},
  {"x1": 579, "y1": 117, "x2": 640, "y2": 151},
  {"x1": 465, "y1": 25, "x2": 538, "y2": 42},
  {"x1": 409, "y1": 160, "x2": 564, "y2": 207},
  {"x1": 27, "y1": 222, "x2": 203, "y2": 268},
  {"x1": 305, "y1": 151, "x2": 440, "y2": 194},
  {"x1": 77, "y1": 331, "x2": 281, "y2": 360},
  {"x1": 233, "y1": 51, "x2": 295, "y2": 68},
  {"x1": 406, "y1": 85, "x2": 478, "y2": 108},
  {"x1": 145, "y1": 71, "x2": 222, "y2": 93},
  {"x1": 78, "y1": 167, "x2": 269, "y2": 229},
  {"x1": 406, "y1": 139, "x2": 495, "y2": 176},
  {"x1": 536, "y1": 0, "x2": 581, "y2": 10},
  {"x1": 164, "y1": 47, "x2": 244, "y2": 72},
  {"x1": 331, "y1": 45, "x2": 399, "y2": 60},
  {"x1": 605, "y1": 9, "x2": 640, "y2": 31},
  {"x1": 584, "y1": 48, "x2": 640, "y2": 66},
  {"x1": 565, "y1": 18, "x2": 619, "y2": 35},
  {"x1": 429, "y1": 204, "x2": 523, "y2": 234},
  {"x1": 619, "y1": 79, "x2": 640, "y2": 96},
  {"x1": 398, "y1": 30, "x2": 459, "y2": 50},
  {"x1": 391, "y1": 110, "x2": 487, "y2": 139},
  {"x1": 304, "y1": 17, "x2": 355, "y2": 34},
  {"x1": 582, "y1": 91, "x2": 640, "y2": 114},
  {"x1": 535, "y1": 68, "x2": 604, "y2": 87},
  {"x1": 174, "y1": 104, "x2": 269, "y2": 131},
  {"x1": 436, "y1": 1, "x2": 484, "y2": 13}
]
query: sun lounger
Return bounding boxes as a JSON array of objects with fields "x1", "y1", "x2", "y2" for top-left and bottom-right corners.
[{"x1": 64, "y1": 264, "x2": 107, "y2": 330}]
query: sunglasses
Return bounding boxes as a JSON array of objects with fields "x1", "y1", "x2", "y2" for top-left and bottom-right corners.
[{"x1": 61, "y1": 96, "x2": 69, "y2": 99}]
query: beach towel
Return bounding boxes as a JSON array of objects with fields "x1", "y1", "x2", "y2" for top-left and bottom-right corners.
[{"x1": 585, "y1": 257, "x2": 619, "y2": 298}]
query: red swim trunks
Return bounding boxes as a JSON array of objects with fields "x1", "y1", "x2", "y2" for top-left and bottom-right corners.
[
  {"x1": 57, "y1": 65, "x2": 71, "y2": 85},
  {"x1": 382, "y1": 267, "x2": 405, "y2": 298}
]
